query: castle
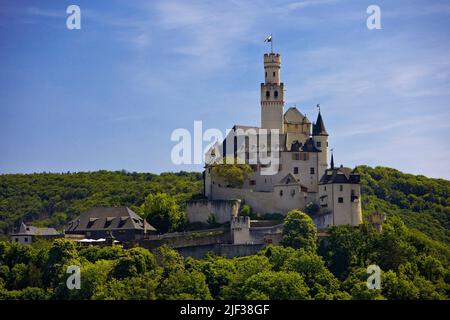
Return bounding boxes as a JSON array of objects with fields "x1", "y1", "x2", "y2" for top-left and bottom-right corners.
[{"x1": 188, "y1": 50, "x2": 362, "y2": 230}]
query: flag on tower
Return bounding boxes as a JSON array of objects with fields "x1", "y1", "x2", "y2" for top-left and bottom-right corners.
[{"x1": 264, "y1": 34, "x2": 272, "y2": 42}]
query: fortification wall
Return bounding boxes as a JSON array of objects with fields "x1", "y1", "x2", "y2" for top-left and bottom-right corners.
[
  {"x1": 186, "y1": 199, "x2": 241, "y2": 223},
  {"x1": 211, "y1": 185, "x2": 314, "y2": 215},
  {"x1": 176, "y1": 243, "x2": 266, "y2": 259},
  {"x1": 128, "y1": 229, "x2": 231, "y2": 249}
]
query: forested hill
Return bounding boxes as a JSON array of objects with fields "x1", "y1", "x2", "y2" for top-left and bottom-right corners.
[
  {"x1": 0, "y1": 171, "x2": 203, "y2": 238},
  {"x1": 0, "y1": 167, "x2": 448, "y2": 246},
  {"x1": 358, "y1": 166, "x2": 449, "y2": 245}
]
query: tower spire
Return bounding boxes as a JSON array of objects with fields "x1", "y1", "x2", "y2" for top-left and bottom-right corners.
[
  {"x1": 313, "y1": 108, "x2": 328, "y2": 136},
  {"x1": 330, "y1": 150, "x2": 334, "y2": 169}
]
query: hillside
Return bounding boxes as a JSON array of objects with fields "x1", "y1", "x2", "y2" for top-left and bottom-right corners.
[
  {"x1": 0, "y1": 167, "x2": 448, "y2": 246},
  {"x1": 358, "y1": 166, "x2": 449, "y2": 245},
  {"x1": 0, "y1": 167, "x2": 449, "y2": 300},
  {"x1": 0, "y1": 170, "x2": 202, "y2": 238}
]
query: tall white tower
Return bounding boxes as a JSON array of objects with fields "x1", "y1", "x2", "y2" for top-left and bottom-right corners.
[{"x1": 261, "y1": 53, "x2": 284, "y2": 132}]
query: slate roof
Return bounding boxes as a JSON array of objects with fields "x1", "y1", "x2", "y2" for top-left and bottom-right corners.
[
  {"x1": 12, "y1": 222, "x2": 59, "y2": 236},
  {"x1": 319, "y1": 166, "x2": 360, "y2": 184},
  {"x1": 301, "y1": 138, "x2": 321, "y2": 152},
  {"x1": 312, "y1": 111, "x2": 328, "y2": 136},
  {"x1": 66, "y1": 207, "x2": 156, "y2": 232}
]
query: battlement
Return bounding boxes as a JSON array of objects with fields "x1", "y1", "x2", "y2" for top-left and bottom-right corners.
[
  {"x1": 231, "y1": 216, "x2": 250, "y2": 229},
  {"x1": 264, "y1": 53, "x2": 281, "y2": 64}
]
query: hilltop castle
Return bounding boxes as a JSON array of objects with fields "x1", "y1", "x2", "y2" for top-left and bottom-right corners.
[{"x1": 188, "y1": 50, "x2": 362, "y2": 230}]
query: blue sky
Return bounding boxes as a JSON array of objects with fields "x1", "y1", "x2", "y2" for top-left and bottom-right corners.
[{"x1": 0, "y1": 0, "x2": 449, "y2": 179}]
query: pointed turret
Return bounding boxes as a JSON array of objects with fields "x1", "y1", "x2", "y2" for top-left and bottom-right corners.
[
  {"x1": 330, "y1": 152, "x2": 334, "y2": 169},
  {"x1": 313, "y1": 111, "x2": 328, "y2": 136}
]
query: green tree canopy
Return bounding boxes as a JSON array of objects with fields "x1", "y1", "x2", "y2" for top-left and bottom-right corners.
[
  {"x1": 141, "y1": 193, "x2": 185, "y2": 233},
  {"x1": 281, "y1": 210, "x2": 317, "y2": 252},
  {"x1": 211, "y1": 157, "x2": 253, "y2": 187}
]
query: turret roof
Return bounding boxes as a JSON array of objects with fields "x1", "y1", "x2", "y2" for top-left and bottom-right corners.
[{"x1": 312, "y1": 111, "x2": 328, "y2": 136}]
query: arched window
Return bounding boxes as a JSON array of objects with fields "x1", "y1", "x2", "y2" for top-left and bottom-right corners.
[
  {"x1": 274, "y1": 90, "x2": 278, "y2": 99},
  {"x1": 266, "y1": 91, "x2": 270, "y2": 98}
]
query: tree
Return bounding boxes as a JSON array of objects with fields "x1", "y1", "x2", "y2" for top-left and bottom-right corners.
[
  {"x1": 242, "y1": 271, "x2": 310, "y2": 300},
  {"x1": 281, "y1": 249, "x2": 341, "y2": 298},
  {"x1": 112, "y1": 247, "x2": 156, "y2": 279},
  {"x1": 318, "y1": 225, "x2": 367, "y2": 279},
  {"x1": 142, "y1": 193, "x2": 185, "y2": 233},
  {"x1": 221, "y1": 255, "x2": 272, "y2": 299},
  {"x1": 158, "y1": 270, "x2": 211, "y2": 300},
  {"x1": 281, "y1": 210, "x2": 317, "y2": 252},
  {"x1": 211, "y1": 157, "x2": 253, "y2": 187},
  {"x1": 240, "y1": 204, "x2": 252, "y2": 217}
]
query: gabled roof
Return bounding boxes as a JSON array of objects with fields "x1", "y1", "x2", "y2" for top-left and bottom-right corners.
[
  {"x1": 66, "y1": 207, "x2": 156, "y2": 232},
  {"x1": 312, "y1": 111, "x2": 328, "y2": 136},
  {"x1": 319, "y1": 166, "x2": 360, "y2": 184},
  {"x1": 284, "y1": 107, "x2": 311, "y2": 125},
  {"x1": 276, "y1": 173, "x2": 301, "y2": 186},
  {"x1": 12, "y1": 222, "x2": 59, "y2": 236}
]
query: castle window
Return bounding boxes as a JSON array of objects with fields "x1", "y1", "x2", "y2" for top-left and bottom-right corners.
[
  {"x1": 250, "y1": 180, "x2": 256, "y2": 186},
  {"x1": 274, "y1": 90, "x2": 278, "y2": 99},
  {"x1": 293, "y1": 167, "x2": 299, "y2": 174},
  {"x1": 339, "y1": 185, "x2": 343, "y2": 192},
  {"x1": 273, "y1": 71, "x2": 276, "y2": 77},
  {"x1": 292, "y1": 153, "x2": 300, "y2": 160},
  {"x1": 310, "y1": 167, "x2": 315, "y2": 174},
  {"x1": 265, "y1": 72, "x2": 267, "y2": 77},
  {"x1": 279, "y1": 164, "x2": 283, "y2": 171},
  {"x1": 324, "y1": 186, "x2": 327, "y2": 191},
  {"x1": 338, "y1": 197, "x2": 344, "y2": 203},
  {"x1": 266, "y1": 91, "x2": 270, "y2": 98},
  {"x1": 279, "y1": 190, "x2": 283, "y2": 197},
  {"x1": 291, "y1": 189, "x2": 295, "y2": 196},
  {"x1": 317, "y1": 141, "x2": 321, "y2": 147}
]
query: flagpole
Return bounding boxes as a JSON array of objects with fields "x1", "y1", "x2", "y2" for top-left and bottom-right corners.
[{"x1": 271, "y1": 34, "x2": 273, "y2": 53}]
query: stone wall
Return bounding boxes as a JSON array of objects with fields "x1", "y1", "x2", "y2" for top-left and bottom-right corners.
[
  {"x1": 186, "y1": 199, "x2": 241, "y2": 223},
  {"x1": 176, "y1": 243, "x2": 266, "y2": 259},
  {"x1": 211, "y1": 185, "x2": 315, "y2": 215},
  {"x1": 127, "y1": 228, "x2": 231, "y2": 250}
]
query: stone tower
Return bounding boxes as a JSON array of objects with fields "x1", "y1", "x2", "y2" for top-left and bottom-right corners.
[
  {"x1": 313, "y1": 111, "x2": 329, "y2": 181},
  {"x1": 261, "y1": 53, "x2": 284, "y2": 132}
]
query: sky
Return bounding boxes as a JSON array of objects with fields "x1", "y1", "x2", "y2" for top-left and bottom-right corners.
[{"x1": 0, "y1": 0, "x2": 449, "y2": 179}]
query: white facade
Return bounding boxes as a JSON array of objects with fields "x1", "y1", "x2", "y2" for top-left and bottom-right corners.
[{"x1": 198, "y1": 50, "x2": 362, "y2": 229}]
